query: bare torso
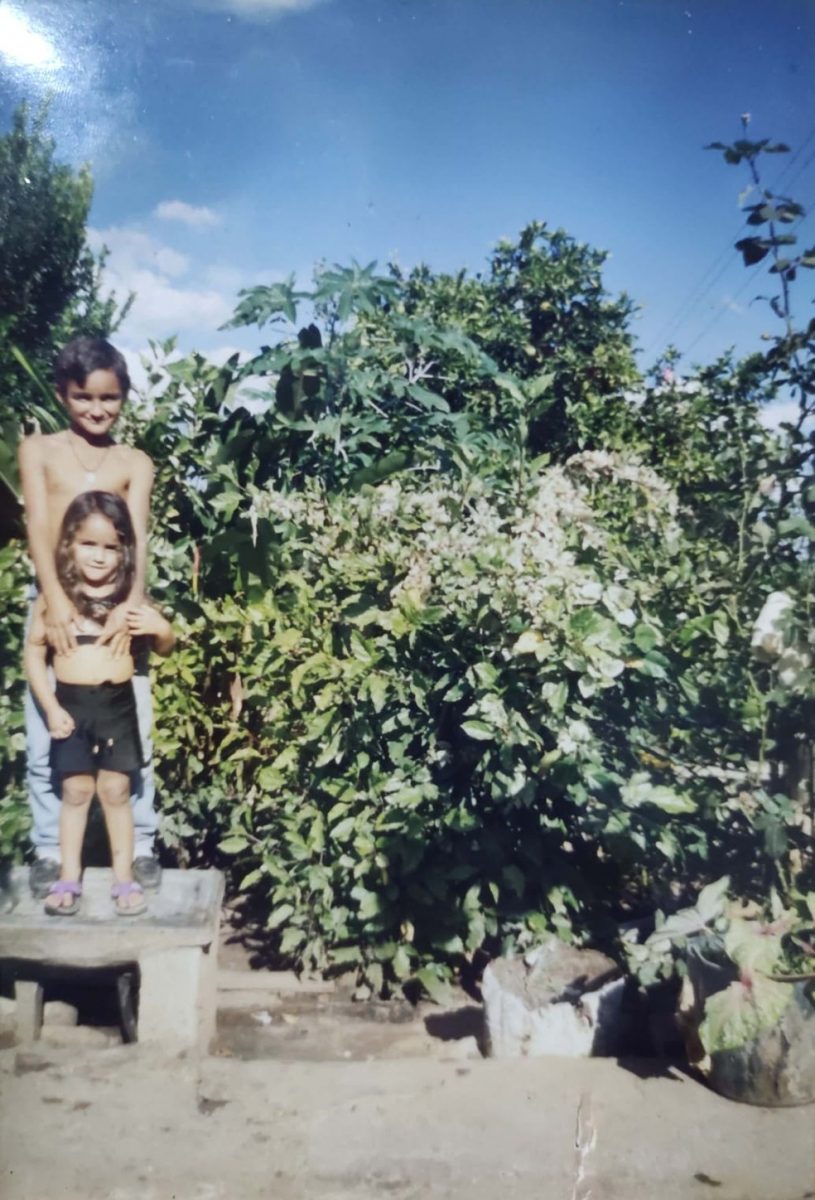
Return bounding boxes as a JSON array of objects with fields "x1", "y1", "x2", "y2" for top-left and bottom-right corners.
[
  {"x1": 37, "y1": 432, "x2": 145, "y2": 552},
  {"x1": 53, "y1": 631, "x2": 135, "y2": 686},
  {"x1": 27, "y1": 599, "x2": 136, "y2": 686}
]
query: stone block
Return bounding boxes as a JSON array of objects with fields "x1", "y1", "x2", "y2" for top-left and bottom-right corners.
[
  {"x1": 139, "y1": 944, "x2": 217, "y2": 1050},
  {"x1": 14, "y1": 980, "x2": 43, "y2": 1044},
  {"x1": 482, "y1": 940, "x2": 624, "y2": 1058}
]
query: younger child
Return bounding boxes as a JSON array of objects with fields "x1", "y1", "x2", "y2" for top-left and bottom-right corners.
[{"x1": 24, "y1": 492, "x2": 174, "y2": 916}]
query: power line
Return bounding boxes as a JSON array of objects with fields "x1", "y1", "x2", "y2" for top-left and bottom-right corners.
[
  {"x1": 643, "y1": 126, "x2": 815, "y2": 358},
  {"x1": 678, "y1": 196, "x2": 815, "y2": 363}
]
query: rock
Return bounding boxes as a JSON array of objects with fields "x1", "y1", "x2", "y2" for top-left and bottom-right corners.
[
  {"x1": 685, "y1": 945, "x2": 815, "y2": 1107},
  {"x1": 43, "y1": 1001, "x2": 79, "y2": 1027},
  {"x1": 0, "y1": 996, "x2": 15, "y2": 1017},
  {"x1": 706, "y1": 983, "x2": 815, "y2": 1107},
  {"x1": 482, "y1": 939, "x2": 624, "y2": 1058}
]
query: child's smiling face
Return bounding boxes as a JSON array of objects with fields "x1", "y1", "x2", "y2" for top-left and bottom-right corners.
[
  {"x1": 71, "y1": 513, "x2": 122, "y2": 589},
  {"x1": 61, "y1": 368, "x2": 124, "y2": 438}
]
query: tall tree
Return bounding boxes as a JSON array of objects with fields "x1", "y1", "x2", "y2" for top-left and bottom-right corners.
[{"x1": 0, "y1": 103, "x2": 128, "y2": 537}]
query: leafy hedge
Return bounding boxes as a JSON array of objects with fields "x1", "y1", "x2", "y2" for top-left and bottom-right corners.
[
  {"x1": 145, "y1": 455, "x2": 699, "y2": 989},
  {"x1": 2, "y1": 210, "x2": 811, "y2": 995}
]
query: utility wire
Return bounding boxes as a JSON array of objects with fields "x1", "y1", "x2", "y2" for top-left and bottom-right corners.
[
  {"x1": 678, "y1": 195, "x2": 814, "y2": 363},
  {"x1": 644, "y1": 126, "x2": 815, "y2": 358}
]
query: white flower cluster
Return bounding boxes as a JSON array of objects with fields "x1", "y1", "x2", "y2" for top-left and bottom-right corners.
[
  {"x1": 751, "y1": 591, "x2": 812, "y2": 692},
  {"x1": 248, "y1": 487, "x2": 312, "y2": 526},
  {"x1": 507, "y1": 468, "x2": 598, "y2": 613},
  {"x1": 240, "y1": 453, "x2": 678, "y2": 649},
  {"x1": 566, "y1": 449, "x2": 679, "y2": 521},
  {"x1": 351, "y1": 456, "x2": 675, "y2": 634},
  {"x1": 243, "y1": 482, "x2": 331, "y2": 548}
]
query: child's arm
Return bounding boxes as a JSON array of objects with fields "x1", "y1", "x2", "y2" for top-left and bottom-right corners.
[
  {"x1": 18, "y1": 436, "x2": 77, "y2": 655},
  {"x1": 24, "y1": 602, "x2": 75, "y2": 739},
  {"x1": 126, "y1": 449, "x2": 154, "y2": 604},
  {"x1": 126, "y1": 603, "x2": 175, "y2": 657},
  {"x1": 98, "y1": 449, "x2": 155, "y2": 653}
]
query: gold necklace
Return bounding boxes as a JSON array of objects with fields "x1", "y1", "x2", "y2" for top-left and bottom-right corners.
[{"x1": 67, "y1": 432, "x2": 112, "y2": 486}]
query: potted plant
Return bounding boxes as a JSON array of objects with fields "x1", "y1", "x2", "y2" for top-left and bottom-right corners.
[{"x1": 627, "y1": 876, "x2": 815, "y2": 1106}]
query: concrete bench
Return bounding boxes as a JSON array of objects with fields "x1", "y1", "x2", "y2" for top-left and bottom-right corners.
[{"x1": 0, "y1": 867, "x2": 223, "y2": 1051}]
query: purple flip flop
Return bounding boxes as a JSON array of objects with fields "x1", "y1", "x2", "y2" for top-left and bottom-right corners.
[
  {"x1": 111, "y1": 880, "x2": 147, "y2": 917},
  {"x1": 44, "y1": 880, "x2": 82, "y2": 917}
]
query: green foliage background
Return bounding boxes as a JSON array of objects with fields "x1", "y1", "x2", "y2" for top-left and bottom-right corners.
[{"x1": 1, "y1": 113, "x2": 812, "y2": 995}]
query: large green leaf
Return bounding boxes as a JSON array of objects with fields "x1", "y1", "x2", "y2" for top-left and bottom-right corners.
[{"x1": 700, "y1": 977, "x2": 792, "y2": 1054}]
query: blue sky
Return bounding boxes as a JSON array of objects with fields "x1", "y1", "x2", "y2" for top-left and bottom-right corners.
[{"x1": 1, "y1": 0, "x2": 814, "y2": 401}]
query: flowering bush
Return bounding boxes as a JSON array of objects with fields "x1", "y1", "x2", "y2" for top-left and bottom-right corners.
[
  {"x1": 145, "y1": 453, "x2": 688, "y2": 985},
  {"x1": 138, "y1": 421, "x2": 805, "y2": 990}
]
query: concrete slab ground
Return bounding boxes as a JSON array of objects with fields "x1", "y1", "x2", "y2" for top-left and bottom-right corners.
[{"x1": 1, "y1": 1043, "x2": 812, "y2": 1200}]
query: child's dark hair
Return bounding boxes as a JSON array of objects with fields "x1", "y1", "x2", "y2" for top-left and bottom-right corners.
[
  {"x1": 56, "y1": 492, "x2": 135, "y2": 621},
  {"x1": 54, "y1": 336, "x2": 130, "y2": 398}
]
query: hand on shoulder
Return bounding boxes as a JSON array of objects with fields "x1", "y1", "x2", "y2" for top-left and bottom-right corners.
[
  {"x1": 125, "y1": 603, "x2": 163, "y2": 637},
  {"x1": 126, "y1": 602, "x2": 175, "y2": 655}
]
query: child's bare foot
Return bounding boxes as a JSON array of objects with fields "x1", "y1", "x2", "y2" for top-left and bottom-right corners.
[
  {"x1": 44, "y1": 880, "x2": 82, "y2": 916},
  {"x1": 111, "y1": 880, "x2": 147, "y2": 916}
]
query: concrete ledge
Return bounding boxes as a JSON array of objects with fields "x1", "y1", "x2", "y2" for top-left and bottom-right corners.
[
  {"x1": 0, "y1": 868, "x2": 223, "y2": 1051},
  {"x1": 0, "y1": 867, "x2": 223, "y2": 967}
]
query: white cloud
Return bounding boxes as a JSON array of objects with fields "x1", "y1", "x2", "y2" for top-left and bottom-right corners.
[
  {"x1": 119, "y1": 344, "x2": 154, "y2": 397},
  {"x1": 122, "y1": 343, "x2": 245, "y2": 400},
  {"x1": 155, "y1": 200, "x2": 221, "y2": 229},
  {"x1": 90, "y1": 227, "x2": 189, "y2": 279},
  {"x1": 116, "y1": 270, "x2": 234, "y2": 340},
  {"x1": 90, "y1": 223, "x2": 292, "y2": 394},
  {"x1": 90, "y1": 225, "x2": 233, "y2": 343}
]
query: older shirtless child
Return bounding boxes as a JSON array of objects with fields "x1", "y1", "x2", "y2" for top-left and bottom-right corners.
[{"x1": 18, "y1": 336, "x2": 161, "y2": 897}]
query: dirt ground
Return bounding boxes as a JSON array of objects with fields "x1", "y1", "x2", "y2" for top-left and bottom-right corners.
[
  {"x1": 2, "y1": 1039, "x2": 814, "y2": 1200},
  {"x1": 1, "y1": 933, "x2": 814, "y2": 1200}
]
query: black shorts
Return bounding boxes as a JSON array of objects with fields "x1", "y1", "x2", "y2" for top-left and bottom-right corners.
[{"x1": 50, "y1": 680, "x2": 144, "y2": 777}]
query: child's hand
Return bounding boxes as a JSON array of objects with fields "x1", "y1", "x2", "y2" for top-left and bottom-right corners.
[
  {"x1": 97, "y1": 602, "x2": 132, "y2": 657},
  {"x1": 44, "y1": 595, "x2": 78, "y2": 656},
  {"x1": 125, "y1": 604, "x2": 163, "y2": 637},
  {"x1": 47, "y1": 706, "x2": 75, "y2": 740}
]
